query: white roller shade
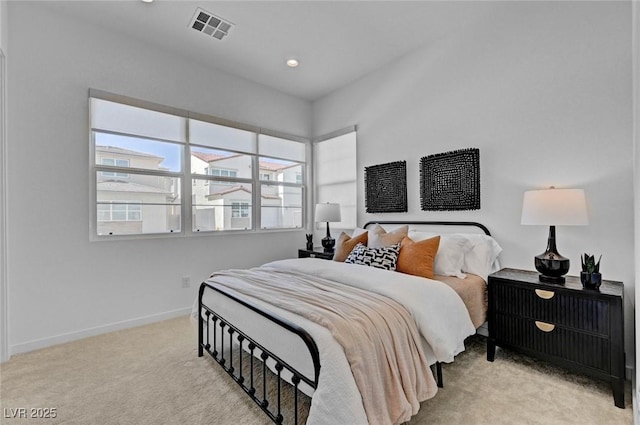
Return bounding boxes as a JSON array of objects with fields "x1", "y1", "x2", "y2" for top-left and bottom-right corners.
[
  {"x1": 190, "y1": 119, "x2": 256, "y2": 153},
  {"x1": 259, "y1": 134, "x2": 306, "y2": 162},
  {"x1": 91, "y1": 98, "x2": 186, "y2": 143},
  {"x1": 314, "y1": 131, "x2": 357, "y2": 229}
]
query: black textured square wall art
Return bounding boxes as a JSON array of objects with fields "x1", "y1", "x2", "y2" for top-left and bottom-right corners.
[
  {"x1": 420, "y1": 148, "x2": 480, "y2": 211},
  {"x1": 365, "y1": 161, "x2": 407, "y2": 213}
]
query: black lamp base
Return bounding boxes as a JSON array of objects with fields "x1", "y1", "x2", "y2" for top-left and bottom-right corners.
[
  {"x1": 538, "y1": 274, "x2": 566, "y2": 284},
  {"x1": 321, "y1": 236, "x2": 335, "y2": 253},
  {"x1": 534, "y1": 225, "x2": 570, "y2": 285},
  {"x1": 321, "y1": 222, "x2": 335, "y2": 253}
]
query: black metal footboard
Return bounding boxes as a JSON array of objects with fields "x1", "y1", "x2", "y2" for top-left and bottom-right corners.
[{"x1": 198, "y1": 281, "x2": 321, "y2": 425}]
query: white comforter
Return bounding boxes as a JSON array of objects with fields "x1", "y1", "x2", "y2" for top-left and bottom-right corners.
[{"x1": 195, "y1": 258, "x2": 475, "y2": 425}]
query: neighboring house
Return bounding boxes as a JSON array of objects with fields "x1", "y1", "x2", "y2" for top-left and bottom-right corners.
[
  {"x1": 96, "y1": 146, "x2": 303, "y2": 234},
  {"x1": 191, "y1": 151, "x2": 303, "y2": 231},
  {"x1": 95, "y1": 145, "x2": 179, "y2": 235}
]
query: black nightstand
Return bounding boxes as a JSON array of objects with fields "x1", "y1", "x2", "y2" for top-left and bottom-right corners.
[
  {"x1": 298, "y1": 248, "x2": 334, "y2": 260},
  {"x1": 487, "y1": 268, "x2": 625, "y2": 408}
]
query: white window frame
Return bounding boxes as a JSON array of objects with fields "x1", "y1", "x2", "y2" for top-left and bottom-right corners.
[{"x1": 89, "y1": 89, "x2": 309, "y2": 240}]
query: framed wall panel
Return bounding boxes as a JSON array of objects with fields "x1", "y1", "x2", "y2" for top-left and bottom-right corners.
[
  {"x1": 420, "y1": 148, "x2": 480, "y2": 211},
  {"x1": 365, "y1": 161, "x2": 407, "y2": 213}
]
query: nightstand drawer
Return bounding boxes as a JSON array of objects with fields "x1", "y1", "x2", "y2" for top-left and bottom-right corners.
[
  {"x1": 492, "y1": 281, "x2": 609, "y2": 335},
  {"x1": 493, "y1": 313, "x2": 610, "y2": 372}
]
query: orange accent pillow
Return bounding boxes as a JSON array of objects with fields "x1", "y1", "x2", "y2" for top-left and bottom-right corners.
[
  {"x1": 396, "y1": 236, "x2": 441, "y2": 279},
  {"x1": 333, "y1": 231, "x2": 369, "y2": 262}
]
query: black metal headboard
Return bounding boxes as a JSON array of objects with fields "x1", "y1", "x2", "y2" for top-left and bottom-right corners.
[{"x1": 363, "y1": 221, "x2": 491, "y2": 236}]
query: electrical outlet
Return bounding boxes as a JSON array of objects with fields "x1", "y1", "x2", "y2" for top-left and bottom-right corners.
[{"x1": 181, "y1": 276, "x2": 191, "y2": 288}]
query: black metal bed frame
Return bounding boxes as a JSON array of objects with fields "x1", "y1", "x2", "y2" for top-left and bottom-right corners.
[
  {"x1": 198, "y1": 283, "x2": 320, "y2": 425},
  {"x1": 198, "y1": 220, "x2": 491, "y2": 425}
]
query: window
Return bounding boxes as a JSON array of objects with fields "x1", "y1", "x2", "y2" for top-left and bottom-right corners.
[
  {"x1": 97, "y1": 201, "x2": 142, "y2": 221},
  {"x1": 314, "y1": 130, "x2": 357, "y2": 230},
  {"x1": 231, "y1": 202, "x2": 250, "y2": 218},
  {"x1": 211, "y1": 168, "x2": 237, "y2": 178},
  {"x1": 90, "y1": 91, "x2": 307, "y2": 238},
  {"x1": 91, "y1": 99, "x2": 184, "y2": 237},
  {"x1": 100, "y1": 158, "x2": 130, "y2": 178},
  {"x1": 209, "y1": 168, "x2": 238, "y2": 185}
]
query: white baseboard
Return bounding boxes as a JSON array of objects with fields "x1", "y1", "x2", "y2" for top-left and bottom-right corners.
[{"x1": 9, "y1": 308, "x2": 191, "y2": 357}]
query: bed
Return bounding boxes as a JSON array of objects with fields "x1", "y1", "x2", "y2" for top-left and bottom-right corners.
[{"x1": 195, "y1": 221, "x2": 501, "y2": 425}]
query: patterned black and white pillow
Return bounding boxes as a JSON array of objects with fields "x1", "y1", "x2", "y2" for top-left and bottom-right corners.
[{"x1": 345, "y1": 243, "x2": 401, "y2": 271}]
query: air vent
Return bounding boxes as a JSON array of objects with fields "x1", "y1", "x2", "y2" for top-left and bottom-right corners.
[{"x1": 190, "y1": 8, "x2": 233, "y2": 40}]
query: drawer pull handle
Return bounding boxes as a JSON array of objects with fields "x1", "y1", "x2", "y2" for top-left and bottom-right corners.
[
  {"x1": 535, "y1": 321, "x2": 555, "y2": 332},
  {"x1": 535, "y1": 289, "x2": 555, "y2": 300}
]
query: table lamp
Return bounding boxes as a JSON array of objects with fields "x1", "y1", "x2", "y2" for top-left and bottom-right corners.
[
  {"x1": 521, "y1": 187, "x2": 588, "y2": 283},
  {"x1": 315, "y1": 202, "x2": 341, "y2": 253}
]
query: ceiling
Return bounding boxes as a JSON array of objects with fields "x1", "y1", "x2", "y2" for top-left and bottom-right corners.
[{"x1": 40, "y1": 0, "x2": 496, "y2": 101}]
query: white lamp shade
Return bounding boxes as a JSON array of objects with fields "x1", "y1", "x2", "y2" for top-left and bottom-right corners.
[
  {"x1": 315, "y1": 203, "x2": 341, "y2": 223},
  {"x1": 521, "y1": 188, "x2": 588, "y2": 226}
]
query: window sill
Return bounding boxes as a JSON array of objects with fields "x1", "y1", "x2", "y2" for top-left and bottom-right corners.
[{"x1": 90, "y1": 227, "x2": 307, "y2": 242}]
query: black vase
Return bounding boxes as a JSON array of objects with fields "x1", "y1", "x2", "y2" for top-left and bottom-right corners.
[
  {"x1": 306, "y1": 241, "x2": 313, "y2": 251},
  {"x1": 581, "y1": 272, "x2": 602, "y2": 290}
]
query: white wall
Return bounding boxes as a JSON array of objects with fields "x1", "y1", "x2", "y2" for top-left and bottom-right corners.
[
  {"x1": 0, "y1": 0, "x2": 8, "y2": 362},
  {"x1": 6, "y1": 2, "x2": 311, "y2": 354},
  {"x1": 313, "y1": 1, "x2": 635, "y2": 367}
]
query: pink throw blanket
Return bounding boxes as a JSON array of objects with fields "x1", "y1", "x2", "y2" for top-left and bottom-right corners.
[{"x1": 209, "y1": 267, "x2": 437, "y2": 425}]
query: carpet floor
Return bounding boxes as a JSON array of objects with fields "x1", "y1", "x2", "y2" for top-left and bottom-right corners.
[{"x1": 0, "y1": 316, "x2": 632, "y2": 425}]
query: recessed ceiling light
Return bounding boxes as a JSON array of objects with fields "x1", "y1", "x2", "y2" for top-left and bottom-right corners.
[
  {"x1": 141, "y1": 0, "x2": 154, "y2": 3},
  {"x1": 286, "y1": 59, "x2": 300, "y2": 68}
]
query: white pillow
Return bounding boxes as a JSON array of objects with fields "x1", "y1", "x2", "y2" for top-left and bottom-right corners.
[
  {"x1": 351, "y1": 227, "x2": 367, "y2": 238},
  {"x1": 408, "y1": 231, "x2": 470, "y2": 278},
  {"x1": 456, "y1": 234, "x2": 503, "y2": 281}
]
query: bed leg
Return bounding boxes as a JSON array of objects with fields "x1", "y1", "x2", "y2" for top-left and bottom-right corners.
[
  {"x1": 198, "y1": 283, "x2": 205, "y2": 357},
  {"x1": 198, "y1": 316, "x2": 203, "y2": 357},
  {"x1": 436, "y1": 362, "x2": 443, "y2": 388}
]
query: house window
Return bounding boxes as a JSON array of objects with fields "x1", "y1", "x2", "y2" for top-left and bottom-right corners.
[
  {"x1": 211, "y1": 168, "x2": 237, "y2": 178},
  {"x1": 210, "y1": 168, "x2": 237, "y2": 185},
  {"x1": 101, "y1": 158, "x2": 130, "y2": 178},
  {"x1": 231, "y1": 202, "x2": 250, "y2": 218},
  {"x1": 97, "y1": 201, "x2": 142, "y2": 221},
  {"x1": 90, "y1": 91, "x2": 307, "y2": 238}
]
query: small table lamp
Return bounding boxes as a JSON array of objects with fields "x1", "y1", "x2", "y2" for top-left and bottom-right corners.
[
  {"x1": 315, "y1": 202, "x2": 341, "y2": 253},
  {"x1": 521, "y1": 187, "x2": 588, "y2": 283}
]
